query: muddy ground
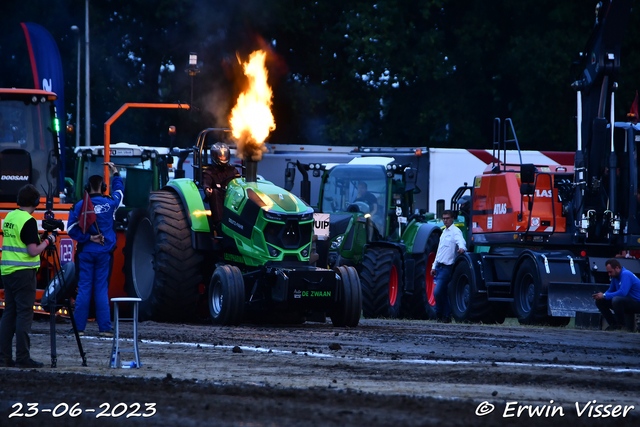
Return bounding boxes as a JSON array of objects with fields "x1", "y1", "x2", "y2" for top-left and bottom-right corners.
[{"x1": 1, "y1": 317, "x2": 639, "y2": 426}]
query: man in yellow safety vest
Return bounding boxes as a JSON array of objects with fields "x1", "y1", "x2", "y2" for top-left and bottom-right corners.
[{"x1": 0, "y1": 184, "x2": 55, "y2": 368}]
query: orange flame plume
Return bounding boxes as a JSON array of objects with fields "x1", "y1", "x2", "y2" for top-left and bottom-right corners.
[{"x1": 230, "y1": 50, "x2": 275, "y2": 161}]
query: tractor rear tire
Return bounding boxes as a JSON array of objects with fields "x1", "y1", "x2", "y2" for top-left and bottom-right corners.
[
  {"x1": 209, "y1": 264, "x2": 245, "y2": 326},
  {"x1": 401, "y1": 232, "x2": 439, "y2": 320},
  {"x1": 331, "y1": 266, "x2": 362, "y2": 327},
  {"x1": 139, "y1": 190, "x2": 203, "y2": 322},
  {"x1": 361, "y1": 247, "x2": 403, "y2": 318},
  {"x1": 449, "y1": 260, "x2": 499, "y2": 323}
]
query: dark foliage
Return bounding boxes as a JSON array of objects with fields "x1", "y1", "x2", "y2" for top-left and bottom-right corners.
[{"x1": 1, "y1": 0, "x2": 640, "y2": 176}]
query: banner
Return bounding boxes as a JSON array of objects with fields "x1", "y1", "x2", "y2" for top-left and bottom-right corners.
[{"x1": 20, "y1": 22, "x2": 66, "y2": 192}]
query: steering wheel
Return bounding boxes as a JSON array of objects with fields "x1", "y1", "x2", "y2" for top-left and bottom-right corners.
[{"x1": 346, "y1": 201, "x2": 371, "y2": 214}]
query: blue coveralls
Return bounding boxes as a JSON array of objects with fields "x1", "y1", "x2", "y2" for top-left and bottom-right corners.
[{"x1": 67, "y1": 177, "x2": 124, "y2": 332}]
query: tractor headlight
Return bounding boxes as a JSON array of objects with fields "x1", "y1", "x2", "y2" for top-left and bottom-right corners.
[
  {"x1": 267, "y1": 245, "x2": 281, "y2": 258},
  {"x1": 264, "y1": 211, "x2": 285, "y2": 222},
  {"x1": 300, "y1": 212, "x2": 313, "y2": 221},
  {"x1": 330, "y1": 235, "x2": 344, "y2": 249}
]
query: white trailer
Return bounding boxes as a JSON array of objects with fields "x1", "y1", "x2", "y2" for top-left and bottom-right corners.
[{"x1": 231, "y1": 144, "x2": 574, "y2": 212}]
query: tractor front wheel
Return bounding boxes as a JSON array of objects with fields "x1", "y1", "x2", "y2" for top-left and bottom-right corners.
[
  {"x1": 361, "y1": 247, "x2": 403, "y2": 318},
  {"x1": 330, "y1": 266, "x2": 362, "y2": 327},
  {"x1": 512, "y1": 259, "x2": 569, "y2": 326},
  {"x1": 449, "y1": 260, "x2": 501, "y2": 323},
  {"x1": 401, "y1": 232, "x2": 439, "y2": 320},
  {"x1": 209, "y1": 264, "x2": 245, "y2": 326}
]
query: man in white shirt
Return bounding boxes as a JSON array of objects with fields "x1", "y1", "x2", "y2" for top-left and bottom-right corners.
[{"x1": 430, "y1": 210, "x2": 467, "y2": 322}]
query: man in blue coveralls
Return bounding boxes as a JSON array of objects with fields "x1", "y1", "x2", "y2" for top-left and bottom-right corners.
[
  {"x1": 593, "y1": 258, "x2": 640, "y2": 331},
  {"x1": 67, "y1": 162, "x2": 123, "y2": 337}
]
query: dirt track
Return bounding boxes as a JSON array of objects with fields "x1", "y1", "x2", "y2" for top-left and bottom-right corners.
[{"x1": 1, "y1": 318, "x2": 639, "y2": 426}]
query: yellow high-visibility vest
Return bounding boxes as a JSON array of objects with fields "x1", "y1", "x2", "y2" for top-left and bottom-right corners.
[{"x1": 1, "y1": 209, "x2": 40, "y2": 275}]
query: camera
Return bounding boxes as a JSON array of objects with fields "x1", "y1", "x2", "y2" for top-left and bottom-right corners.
[
  {"x1": 43, "y1": 209, "x2": 65, "y2": 232},
  {"x1": 43, "y1": 217, "x2": 65, "y2": 232}
]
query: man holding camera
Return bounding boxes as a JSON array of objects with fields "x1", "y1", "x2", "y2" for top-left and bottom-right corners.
[
  {"x1": 0, "y1": 184, "x2": 56, "y2": 368},
  {"x1": 67, "y1": 163, "x2": 123, "y2": 337}
]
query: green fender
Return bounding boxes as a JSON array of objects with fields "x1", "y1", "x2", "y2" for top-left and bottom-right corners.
[
  {"x1": 166, "y1": 178, "x2": 210, "y2": 233},
  {"x1": 403, "y1": 221, "x2": 441, "y2": 254}
]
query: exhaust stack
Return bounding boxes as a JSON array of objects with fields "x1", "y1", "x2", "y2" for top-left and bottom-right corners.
[{"x1": 246, "y1": 160, "x2": 258, "y2": 183}]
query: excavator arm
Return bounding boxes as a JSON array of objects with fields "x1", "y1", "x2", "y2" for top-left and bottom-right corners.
[{"x1": 571, "y1": 0, "x2": 632, "y2": 242}]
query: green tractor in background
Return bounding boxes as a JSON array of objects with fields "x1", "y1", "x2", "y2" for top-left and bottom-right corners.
[
  {"x1": 128, "y1": 129, "x2": 362, "y2": 326},
  {"x1": 72, "y1": 142, "x2": 175, "y2": 207},
  {"x1": 287, "y1": 157, "x2": 444, "y2": 320}
]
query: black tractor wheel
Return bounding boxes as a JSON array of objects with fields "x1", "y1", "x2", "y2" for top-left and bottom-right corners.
[
  {"x1": 137, "y1": 190, "x2": 204, "y2": 322},
  {"x1": 361, "y1": 247, "x2": 403, "y2": 318},
  {"x1": 209, "y1": 264, "x2": 245, "y2": 326},
  {"x1": 449, "y1": 260, "x2": 499, "y2": 323},
  {"x1": 401, "y1": 232, "x2": 439, "y2": 320},
  {"x1": 512, "y1": 259, "x2": 569, "y2": 326},
  {"x1": 512, "y1": 259, "x2": 544, "y2": 324},
  {"x1": 331, "y1": 266, "x2": 362, "y2": 327}
]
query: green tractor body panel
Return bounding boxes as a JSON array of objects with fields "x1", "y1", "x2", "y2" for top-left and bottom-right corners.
[
  {"x1": 166, "y1": 178, "x2": 210, "y2": 232},
  {"x1": 221, "y1": 178, "x2": 314, "y2": 268},
  {"x1": 400, "y1": 220, "x2": 423, "y2": 253},
  {"x1": 323, "y1": 213, "x2": 368, "y2": 267}
]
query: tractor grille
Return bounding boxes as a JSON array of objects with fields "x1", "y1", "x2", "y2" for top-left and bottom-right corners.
[{"x1": 264, "y1": 219, "x2": 312, "y2": 250}]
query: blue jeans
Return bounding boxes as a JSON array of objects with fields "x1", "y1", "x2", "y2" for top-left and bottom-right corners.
[
  {"x1": 434, "y1": 264, "x2": 453, "y2": 319},
  {"x1": 74, "y1": 251, "x2": 112, "y2": 332}
]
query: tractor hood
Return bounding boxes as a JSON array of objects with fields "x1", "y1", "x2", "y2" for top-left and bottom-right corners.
[
  {"x1": 227, "y1": 179, "x2": 313, "y2": 217},
  {"x1": 222, "y1": 178, "x2": 315, "y2": 267}
]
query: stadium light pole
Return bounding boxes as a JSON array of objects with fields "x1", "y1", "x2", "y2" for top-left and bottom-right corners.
[
  {"x1": 84, "y1": 0, "x2": 91, "y2": 146},
  {"x1": 71, "y1": 25, "x2": 81, "y2": 148},
  {"x1": 185, "y1": 53, "x2": 200, "y2": 109}
]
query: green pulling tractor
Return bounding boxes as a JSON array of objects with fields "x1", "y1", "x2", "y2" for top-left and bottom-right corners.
[
  {"x1": 128, "y1": 129, "x2": 361, "y2": 326},
  {"x1": 287, "y1": 157, "x2": 443, "y2": 320}
]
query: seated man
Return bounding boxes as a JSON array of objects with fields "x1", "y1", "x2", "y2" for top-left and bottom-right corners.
[
  {"x1": 353, "y1": 181, "x2": 377, "y2": 215},
  {"x1": 203, "y1": 142, "x2": 239, "y2": 224},
  {"x1": 592, "y1": 258, "x2": 640, "y2": 331}
]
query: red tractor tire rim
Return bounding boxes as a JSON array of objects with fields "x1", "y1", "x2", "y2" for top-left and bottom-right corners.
[
  {"x1": 426, "y1": 252, "x2": 436, "y2": 306},
  {"x1": 389, "y1": 265, "x2": 398, "y2": 305}
]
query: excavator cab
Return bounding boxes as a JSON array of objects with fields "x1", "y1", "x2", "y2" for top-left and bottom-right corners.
[{"x1": 0, "y1": 90, "x2": 60, "y2": 203}]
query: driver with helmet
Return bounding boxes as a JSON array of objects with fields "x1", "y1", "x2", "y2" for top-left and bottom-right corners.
[{"x1": 203, "y1": 142, "x2": 239, "y2": 224}]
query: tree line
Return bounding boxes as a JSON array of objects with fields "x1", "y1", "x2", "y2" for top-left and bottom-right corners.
[{"x1": 1, "y1": 0, "x2": 640, "y2": 165}]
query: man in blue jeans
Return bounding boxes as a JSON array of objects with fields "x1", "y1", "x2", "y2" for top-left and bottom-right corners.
[
  {"x1": 430, "y1": 210, "x2": 466, "y2": 322},
  {"x1": 67, "y1": 163, "x2": 123, "y2": 337},
  {"x1": 593, "y1": 258, "x2": 640, "y2": 331}
]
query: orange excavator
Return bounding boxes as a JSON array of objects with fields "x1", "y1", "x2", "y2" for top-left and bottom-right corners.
[{"x1": 447, "y1": 0, "x2": 639, "y2": 325}]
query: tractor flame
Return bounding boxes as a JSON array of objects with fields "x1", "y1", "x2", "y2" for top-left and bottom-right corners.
[{"x1": 229, "y1": 50, "x2": 275, "y2": 182}]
